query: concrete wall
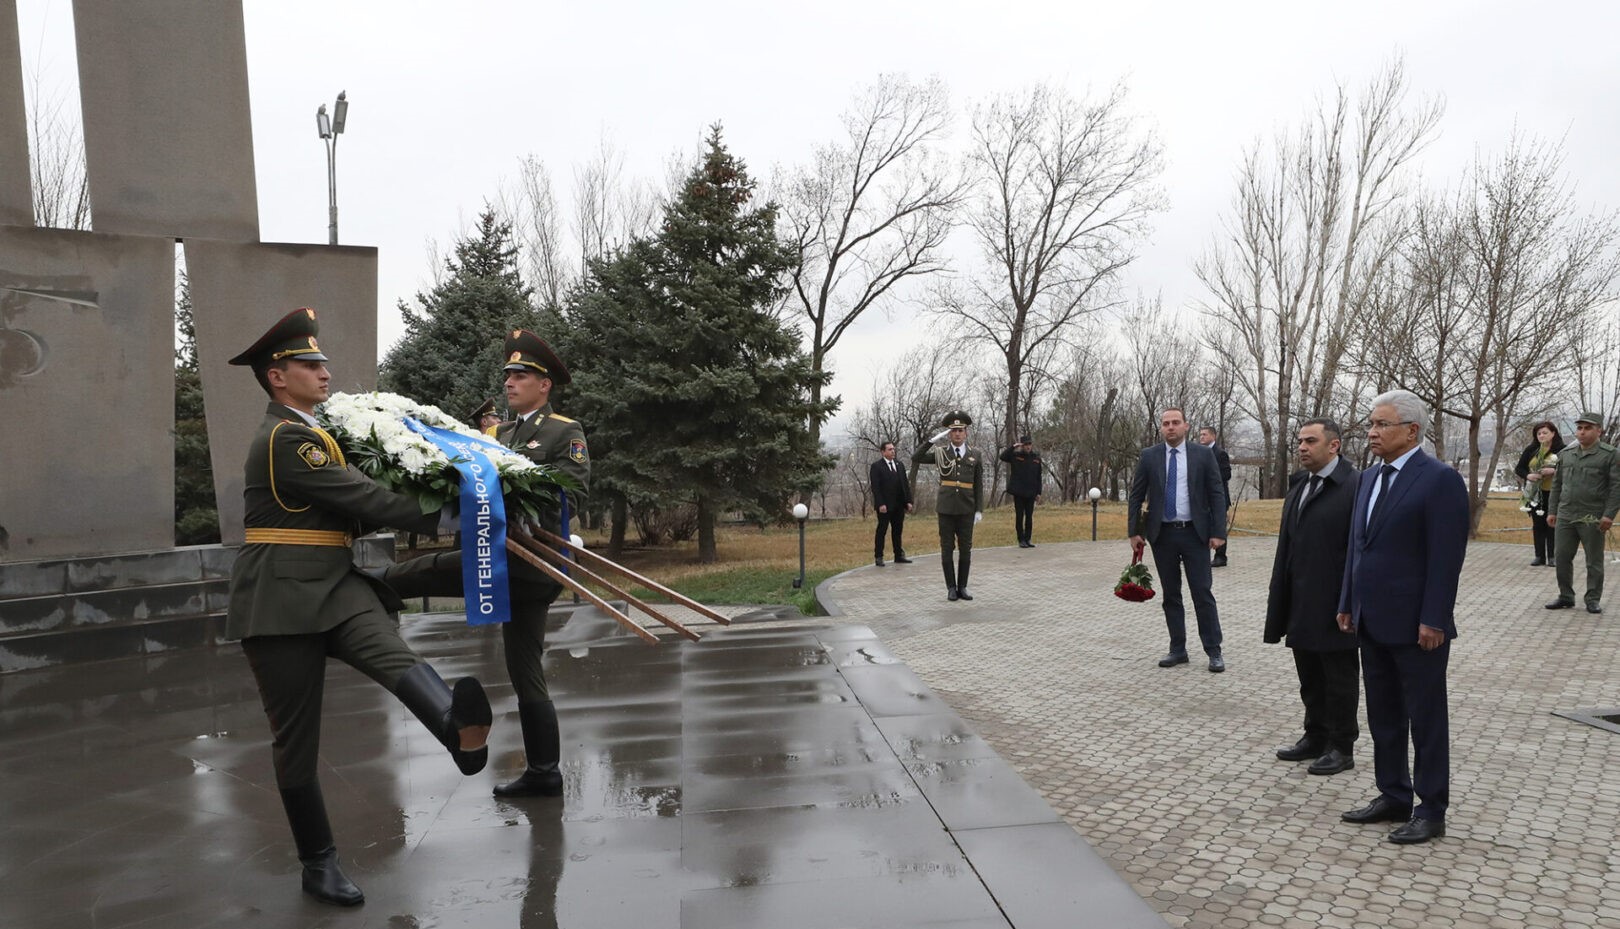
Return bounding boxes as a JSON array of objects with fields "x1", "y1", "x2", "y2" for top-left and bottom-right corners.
[
  {"x1": 0, "y1": 227, "x2": 175, "y2": 559},
  {"x1": 72, "y1": 0, "x2": 258, "y2": 241},
  {"x1": 186, "y1": 240, "x2": 379, "y2": 544},
  {"x1": 0, "y1": 0, "x2": 32, "y2": 227}
]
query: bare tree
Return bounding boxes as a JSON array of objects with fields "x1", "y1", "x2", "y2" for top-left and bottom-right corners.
[
  {"x1": 28, "y1": 74, "x2": 89, "y2": 230},
  {"x1": 781, "y1": 75, "x2": 967, "y2": 458},
  {"x1": 1197, "y1": 59, "x2": 1442, "y2": 496},
  {"x1": 938, "y1": 80, "x2": 1165, "y2": 454},
  {"x1": 572, "y1": 134, "x2": 659, "y2": 266},
  {"x1": 1362, "y1": 135, "x2": 1620, "y2": 532},
  {"x1": 504, "y1": 156, "x2": 572, "y2": 310}
]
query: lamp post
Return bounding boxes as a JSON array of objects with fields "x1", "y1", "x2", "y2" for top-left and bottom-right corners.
[
  {"x1": 1088, "y1": 487, "x2": 1102, "y2": 541},
  {"x1": 791, "y1": 503, "x2": 809, "y2": 589},
  {"x1": 315, "y1": 91, "x2": 348, "y2": 245}
]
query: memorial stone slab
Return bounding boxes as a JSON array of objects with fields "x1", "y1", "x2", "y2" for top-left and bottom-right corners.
[
  {"x1": 72, "y1": 0, "x2": 258, "y2": 241},
  {"x1": 0, "y1": 226, "x2": 175, "y2": 560}
]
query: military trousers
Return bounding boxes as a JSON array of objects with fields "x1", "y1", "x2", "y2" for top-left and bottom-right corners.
[
  {"x1": 379, "y1": 550, "x2": 558, "y2": 702},
  {"x1": 241, "y1": 608, "x2": 423, "y2": 790},
  {"x1": 1554, "y1": 521, "x2": 1606, "y2": 605},
  {"x1": 937, "y1": 512, "x2": 975, "y2": 588}
]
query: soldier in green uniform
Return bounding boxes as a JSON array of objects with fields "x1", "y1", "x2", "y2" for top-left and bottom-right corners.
[
  {"x1": 378, "y1": 328, "x2": 589, "y2": 798},
  {"x1": 226, "y1": 308, "x2": 494, "y2": 908},
  {"x1": 1544, "y1": 411, "x2": 1620, "y2": 614},
  {"x1": 912, "y1": 410, "x2": 985, "y2": 601}
]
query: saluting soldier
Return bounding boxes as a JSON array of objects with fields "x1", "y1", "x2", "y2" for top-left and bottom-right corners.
[
  {"x1": 379, "y1": 328, "x2": 589, "y2": 798},
  {"x1": 226, "y1": 308, "x2": 493, "y2": 908},
  {"x1": 912, "y1": 410, "x2": 985, "y2": 601},
  {"x1": 1544, "y1": 411, "x2": 1620, "y2": 614}
]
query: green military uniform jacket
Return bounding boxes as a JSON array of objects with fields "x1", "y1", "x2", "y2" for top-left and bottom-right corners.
[
  {"x1": 496, "y1": 402, "x2": 591, "y2": 523},
  {"x1": 912, "y1": 440, "x2": 985, "y2": 516},
  {"x1": 225, "y1": 403, "x2": 442, "y2": 640},
  {"x1": 1547, "y1": 440, "x2": 1620, "y2": 521}
]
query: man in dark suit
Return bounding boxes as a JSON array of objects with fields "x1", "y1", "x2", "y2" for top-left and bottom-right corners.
[
  {"x1": 1264, "y1": 418, "x2": 1360, "y2": 776},
  {"x1": 869, "y1": 441, "x2": 914, "y2": 566},
  {"x1": 227, "y1": 309, "x2": 493, "y2": 906},
  {"x1": 1129, "y1": 406, "x2": 1229, "y2": 672},
  {"x1": 1199, "y1": 426, "x2": 1233, "y2": 566},
  {"x1": 1336, "y1": 389, "x2": 1469, "y2": 845},
  {"x1": 1000, "y1": 435, "x2": 1043, "y2": 547}
]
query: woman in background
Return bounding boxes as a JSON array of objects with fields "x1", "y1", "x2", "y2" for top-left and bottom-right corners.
[{"x1": 1514, "y1": 420, "x2": 1565, "y2": 566}]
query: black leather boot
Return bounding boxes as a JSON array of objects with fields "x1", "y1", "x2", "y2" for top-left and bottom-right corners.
[
  {"x1": 279, "y1": 782, "x2": 364, "y2": 907},
  {"x1": 395, "y1": 663, "x2": 492, "y2": 775},
  {"x1": 955, "y1": 555, "x2": 973, "y2": 600},
  {"x1": 494, "y1": 700, "x2": 564, "y2": 798}
]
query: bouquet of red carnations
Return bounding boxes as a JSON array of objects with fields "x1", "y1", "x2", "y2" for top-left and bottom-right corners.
[{"x1": 1114, "y1": 554, "x2": 1156, "y2": 602}]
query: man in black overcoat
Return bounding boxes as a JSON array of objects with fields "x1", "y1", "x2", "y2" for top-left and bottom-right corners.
[
  {"x1": 1264, "y1": 418, "x2": 1360, "y2": 775},
  {"x1": 1199, "y1": 426, "x2": 1233, "y2": 566},
  {"x1": 869, "y1": 441, "x2": 914, "y2": 566}
]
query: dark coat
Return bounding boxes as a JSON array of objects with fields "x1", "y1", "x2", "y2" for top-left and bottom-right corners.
[
  {"x1": 1264, "y1": 456, "x2": 1359, "y2": 651},
  {"x1": 1337, "y1": 449, "x2": 1470, "y2": 644},
  {"x1": 1513, "y1": 437, "x2": 1565, "y2": 481},
  {"x1": 999, "y1": 446, "x2": 1043, "y2": 498},
  {"x1": 1127, "y1": 442, "x2": 1228, "y2": 544},
  {"x1": 1208, "y1": 442, "x2": 1232, "y2": 500},
  {"x1": 869, "y1": 456, "x2": 913, "y2": 512}
]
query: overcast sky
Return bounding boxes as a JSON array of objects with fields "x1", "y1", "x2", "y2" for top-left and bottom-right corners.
[{"x1": 16, "y1": 1, "x2": 1620, "y2": 437}]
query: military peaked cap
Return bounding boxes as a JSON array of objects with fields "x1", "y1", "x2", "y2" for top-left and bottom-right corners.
[
  {"x1": 1576, "y1": 410, "x2": 1605, "y2": 426},
  {"x1": 940, "y1": 410, "x2": 972, "y2": 429},
  {"x1": 228, "y1": 308, "x2": 329, "y2": 366},
  {"x1": 468, "y1": 398, "x2": 498, "y2": 426},
  {"x1": 502, "y1": 329, "x2": 570, "y2": 385}
]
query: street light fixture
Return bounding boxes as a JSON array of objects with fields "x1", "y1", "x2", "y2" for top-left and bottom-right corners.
[
  {"x1": 791, "y1": 503, "x2": 809, "y2": 589},
  {"x1": 1088, "y1": 487, "x2": 1102, "y2": 541},
  {"x1": 316, "y1": 90, "x2": 348, "y2": 245}
]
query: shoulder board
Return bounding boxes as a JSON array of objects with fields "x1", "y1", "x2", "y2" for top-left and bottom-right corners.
[{"x1": 546, "y1": 413, "x2": 577, "y2": 424}]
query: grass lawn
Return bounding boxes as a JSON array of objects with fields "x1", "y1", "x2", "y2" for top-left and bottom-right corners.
[{"x1": 403, "y1": 491, "x2": 1550, "y2": 616}]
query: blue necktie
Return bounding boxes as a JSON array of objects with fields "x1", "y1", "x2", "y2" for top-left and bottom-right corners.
[{"x1": 1166, "y1": 448, "x2": 1179, "y2": 520}]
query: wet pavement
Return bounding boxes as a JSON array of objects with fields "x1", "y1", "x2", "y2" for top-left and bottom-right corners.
[
  {"x1": 0, "y1": 603, "x2": 1158, "y2": 928},
  {"x1": 817, "y1": 538, "x2": 1620, "y2": 929}
]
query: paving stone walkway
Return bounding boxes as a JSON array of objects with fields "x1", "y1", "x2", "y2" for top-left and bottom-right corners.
[{"x1": 815, "y1": 537, "x2": 1620, "y2": 929}]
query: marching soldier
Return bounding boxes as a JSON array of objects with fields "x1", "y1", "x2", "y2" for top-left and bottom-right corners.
[
  {"x1": 379, "y1": 328, "x2": 590, "y2": 798},
  {"x1": 912, "y1": 410, "x2": 985, "y2": 601},
  {"x1": 226, "y1": 308, "x2": 493, "y2": 907}
]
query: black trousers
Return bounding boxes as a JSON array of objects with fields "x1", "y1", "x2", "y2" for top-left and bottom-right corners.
[
  {"x1": 1292, "y1": 647, "x2": 1360, "y2": 753},
  {"x1": 937, "y1": 512, "x2": 975, "y2": 588},
  {"x1": 874, "y1": 508, "x2": 906, "y2": 558},
  {"x1": 1361, "y1": 637, "x2": 1450, "y2": 820},
  {"x1": 241, "y1": 612, "x2": 423, "y2": 790},
  {"x1": 379, "y1": 551, "x2": 557, "y2": 702},
  {"x1": 1012, "y1": 495, "x2": 1035, "y2": 542},
  {"x1": 1529, "y1": 509, "x2": 1553, "y2": 560},
  {"x1": 1149, "y1": 524, "x2": 1222, "y2": 654}
]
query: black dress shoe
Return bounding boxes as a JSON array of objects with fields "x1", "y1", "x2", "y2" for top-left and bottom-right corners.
[
  {"x1": 947, "y1": 587, "x2": 959, "y2": 601},
  {"x1": 1307, "y1": 748, "x2": 1354, "y2": 775},
  {"x1": 1158, "y1": 651, "x2": 1189, "y2": 668},
  {"x1": 956, "y1": 587, "x2": 974, "y2": 601},
  {"x1": 1207, "y1": 653, "x2": 1225, "y2": 673},
  {"x1": 894, "y1": 555, "x2": 913, "y2": 564},
  {"x1": 1388, "y1": 816, "x2": 1445, "y2": 844},
  {"x1": 1588, "y1": 602, "x2": 1603, "y2": 614},
  {"x1": 1275, "y1": 737, "x2": 1324, "y2": 762},
  {"x1": 1545, "y1": 599, "x2": 1575, "y2": 609},
  {"x1": 1530, "y1": 557, "x2": 1546, "y2": 566},
  {"x1": 875, "y1": 558, "x2": 885, "y2": 567},
  {"x1": 1342, "y1": 796, "x2": 1412, "y2": 824},
  {"x1": 1211, "y1": 556, "x2": 1228, "y2": 567},
  {"x1": 300, "y1": 848, "x2": 365, "y2": 907},
  {"x1": 1026, "y1": 541, "x2": 1035, "y2": 548}
]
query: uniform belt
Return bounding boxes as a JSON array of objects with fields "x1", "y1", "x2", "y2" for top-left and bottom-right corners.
[
  {"x1": 941, "y1": 480, "x2": 974, "y2": 489},
  {"x1": 243, "y1": 528, "x2": 353, "y2": 547}
]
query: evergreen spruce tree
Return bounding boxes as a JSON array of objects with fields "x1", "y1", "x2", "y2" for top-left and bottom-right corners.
[
  {"x1": 173, "y1": 273, "x2": 219, "y2": 544},
  {"x1": 380, "y1": 209, "x2": 539, "y2": 420},
  {"x1": 558, "y1": 126, "x2": 837, "y2": 562}
]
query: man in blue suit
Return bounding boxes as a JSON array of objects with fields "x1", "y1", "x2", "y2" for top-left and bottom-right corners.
[
  {"x1": 1336, "y1": 389, "x2": 1469, "y2": 845},
  {"x1": 1129, "y1": 407, "x2": 1229, "y2": 672}
]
